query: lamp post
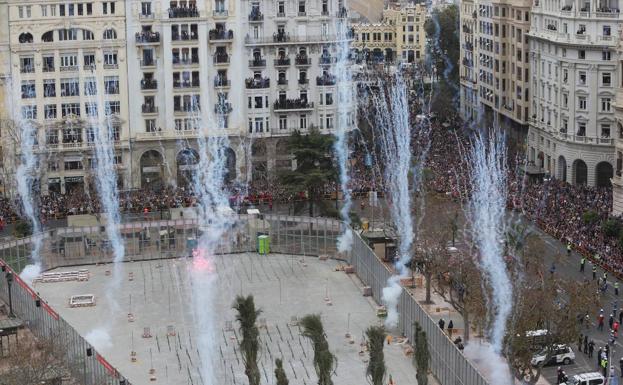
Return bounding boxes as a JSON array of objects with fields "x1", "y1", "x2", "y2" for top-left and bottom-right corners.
[{"x1": 5, "y1": 271, "x2": 14, "y2": 318}]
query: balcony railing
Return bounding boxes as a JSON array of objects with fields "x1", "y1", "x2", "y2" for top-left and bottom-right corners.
[
  {"x1": 246, "y1": 32, "x2": 354, "y2": 45},
  {"x1": 319, "y1": 56, "x2": 336, "y2": 64},
  {"x1": 174, "y1": 105, "x2": 200, "y2": 113},
  {"x1": 168, "y1": 6, "x2": 200, "y2": 18},
  {"x1": 273, "y1": 99, "x2": 314, "y2": 111},
  {"x1": 135, "y1": 31, "x2": 161, "y2": 44},
  {"x1": 277, "y1": 78, "x2": 288, "y2": 85},
  {"x1": 140, "y1": 59, "x2": 157, "y2": 67},
  {"x1": 273, "y1": 33, "x2": 290, "y2": 43},
  {"x1": 209, "y1": 29, "x2": 234, "y2": 41},
  {"x1": 172, "y1": 57, "x2": 199, "y2": 65},
  {"x1": 60, "y1": 65, "x2": 79, "y2": 72},
  {"x1": 274, "y1": 58, "x2": 291, "y2": 66},
  {"x1": 214, "y1": 103, "x2": 232, "y2": 114},
  {"x1": 83, "y1": 64, "x2": 96, "y2": 71},
  {"x1": 213, "y1": 54, "x2": 230, "y2": 64},
  {"x1": 140, "y1": 79, "x2": 158, "y2": 90},
  {"x1": 249, "y1": 11, "x2": 263, "y2": 21},
  {"x1": 295, "y1": 56, "x2": 311, "y2": 66},
  {"x1": 43, "y1": 65, "x2": 55, "y2": 72},
  {"x1": 172, "y1": 32, "x2": 198, "y2": 41},
  {"x1": 213, "y1": 9, "x2": 228, "y2": 17},
  {"x1": 316, "y1": 75, "x2": 336, "y2": 86},
  {"x1": 298, "y1": 78, "x2": 309, "y2": 85},
  {"x1": 245, "y1": 77, "x2": 270, "y2": 89},
  {"x1": 249, "y1": 58, "x2": 266, "y2": 67},
  {"x1": 214, "y1": 77, "x2": 230, "y2": 87},
  {"x1": 173, "y1": 80, "x2": 200, "y2": 88},
  {"x1": 142, "y1": 104, "x2": 158, "y2": 113},
  {"x1": 20, "y1": 66, "x2": 35, "y2": 74}
]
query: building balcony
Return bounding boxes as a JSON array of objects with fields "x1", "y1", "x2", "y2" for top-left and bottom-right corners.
[
  {"x1": 172, "y1": 57, "x2": 199, "y2": 66},
  {"x1": 319, "y1": 55, "x2": 337, "y2": 65},
  {"x1": 168, "y1": 7, "x2": 200, "y2": 18},
  {"x1": 249, "y1": 11, "x2": 263, "y2": 21},
  {"x1": 171, "y1": 32, "x2": 198, "y2": 41},
  {"x1": 556, "y1": 132, "x2": 614, "y2": 145},
  {"x1": 316, "y1": 75, "x2": 336, "y2": 86},
  {"x1": 209, "y1": 29, "x2": 234, "y2": 42},
  {"x1": 140, "y1": 59, "x2": 157, "y2": 68},
  {"x1": 59, "y1": 65, "x2": 79, "y2": 72},
  {"x1": 277, "y1": 78, "x2": 288, "y2": 86},
  {"x1": 214, "y1": 77, "x2": 230, "y2": 87},
  {"x1": 245, "y1": 77, "x2": 270, "y2": 89},
  {"x1": 140, "y1": 12, "x2": 154, "y2": 19},
  {"x1": 20, "y1": 65, "x2": 35, "y2": 74},
  {"x1": 103, "y1": 63, "x2": 119, "y2": 70},
  {"x1": 83, "y1": 64, "x2": 96, "y2": 71},
  {"x1": 298, "y1": 78, "x2": 309, "y2": 85},
  {"x1": 142, "y1": 104, "x2": 158, "y2": 114},
  {"x1": 140, "y1": 79, "x2": 158, "y2": 90},
  {"x1": 135, "y1": 31, "x2": 160, "y2": 44},
  {"x1": 213, "y1": 54, "x2": 230, "y2": 64},
  {"x1": 336, "y1": 7, "x2": 348, "y2": 18},
  {"x1": 214, "y1": 102, "x2": 232, "y2": 114},
  {"x1": 274, "y1": 58, "x2": 291, "y2": 66},
  {"x1": 43, "y1": 65, "x2": 55, "y2": 72},
  {"x1": 174, "y1": 80, "x2": 200, "y2": 88},
  {"x1": 213, "y1": 9, "x2": 228, "y2": 17},
  {"x1": 273, "y1": 99, "x2": 314, "y2": 111},
  {"x1": 174, "y1": 105, "x2": 200, "y2": 113},
  {"x1": 295, "y1": 56, "x2": 311, "y2": 66},
  {"x1": 249, "y1": 58, "x2": 266, "y2": 68}
]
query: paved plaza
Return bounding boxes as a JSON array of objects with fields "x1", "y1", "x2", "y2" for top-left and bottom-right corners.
[{"x1": 34, "y1": 253, "x2": 418, "y2": 385}]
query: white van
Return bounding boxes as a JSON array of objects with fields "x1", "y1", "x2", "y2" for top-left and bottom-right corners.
[{"x1": 567, "y1": 372, "x2": 605, "y2": 385}]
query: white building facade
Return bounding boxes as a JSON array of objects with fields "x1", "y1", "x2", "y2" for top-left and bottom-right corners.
[
  {"x1": 1, "y1": 0, "x2": 355, "y2": 194},
  {"x1": 527, "y1": 0, "x2": 619, "y2": 186}
]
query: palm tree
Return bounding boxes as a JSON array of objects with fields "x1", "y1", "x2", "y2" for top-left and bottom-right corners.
[
  {"x1": 365, "y1": 326, "x2": 386, "y2": 385},
  {"x1": 233, "y1": 295, "x2": 262, "y2": 385},
  {"x1": 299, "y1": 314, "x2": 337, "y2": 385},
  {"x1": 275, "y1": 358, "x2": 289, "y2": 385}
]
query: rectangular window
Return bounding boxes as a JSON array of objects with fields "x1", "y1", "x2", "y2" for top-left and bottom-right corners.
[
  {"x1": 20, "y1": 57, "x2": 34, "y2": 73},
  {"x1": 104, "y1": 52, "x2": 118, "y2": 67},
  {"x1": 61, "y1": 103, "x2": 81, "y2": 117},
  {"x1": 21, "y1": 81, "x2": 36, "y2": 99},
  {"x1": 578, "y1": 96, "x2": 587, "y2": 110},
  {"x1": 578, "y1": 71, "x2": 586, "y2": 85},
  {"x1": 577, "y1": 122, "x2": 586, "y2": 136},
  {"x1": 105, "y1": 101, "x2": 121, "y2": 115},
  {"x1": 145, "y1": 119, "x2": 156, "y2": 132},
  {"x1": 21, "y1": 106, "x2": 37, "y2": 119},
  {"x1": 85, "y1": 102, "x2": 98, "y2": 117},
  {"x1": 601, "y1": 97, "x2": 611, "y2": 112},
  {"x1": 43, "y1": 56, "x2": 55, "y2": 72},
  {"x1": 41, "y1": 5, "x2": 47, "y2": 16},
  {"x1": 84, "y1": 78, "x2": 97, "y2": 95},
  {"x1": 44, "y1": 79, "x2": 56, "y2": 97},
  {"x1": 59, "y1": 4, "x2": 65, "y2": 15},
  {"x1": 104, "y1": 76, "x2": 120, "y2": 94},
  {"x1": 279, "y1": 115, "x2": 287, "y2": 130},
  {"x1": 60, "y1": 54, "x2": 78, "y2": 68},
  {"x1": 602, "y1": 124, "x2": 611, "y2": 138},
  {"x1": 300, "y1": 114, "x2": 307, "y2": 129},
  {"x1": 59, "y1": 28, "x2": 78, "y2": 41},
  {"x1": 60, "y1": 78, "x2": 80, "y2": 97},
  {"x1": 278, "y1": 1, "x2": 285, "y2": 15},
  {"x1": 298, "y1": 0, "x2": 305, "y2": 14},
  {"x1": 603, "y1": 51, "x2": 612, "y2": 61},
  {"x1": 578, "y1": 50, "x2": 585, "y2": 59},
  {"x1": 46, "y1": 129, "x2": 58, "y2": 145},
  {"x1": 50, "y1": 4, "x2": 56, "y2": 15},
  {"x1": 86, "y1": 3, "x2": 92, "y2": 14},
  {"x1": 603, "y1": 73, "x2": 612, "y2": 86},
  {"x1": 44, "y1": 104, "x2": 57, "y2": 119}
]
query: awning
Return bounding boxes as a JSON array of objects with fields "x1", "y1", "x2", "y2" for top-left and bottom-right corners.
[{"x1": 64, "y1": 176, "x2": 84, "y2": 183}]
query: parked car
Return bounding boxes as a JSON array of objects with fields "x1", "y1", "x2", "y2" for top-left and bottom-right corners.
[{"x1": 530, "y1": 344, "x2": 575, "y2": 366}]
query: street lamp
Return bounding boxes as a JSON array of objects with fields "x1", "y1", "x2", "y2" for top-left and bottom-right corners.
[{"x1": 5, "y1": 271, "x2": 14, "y2": 318}]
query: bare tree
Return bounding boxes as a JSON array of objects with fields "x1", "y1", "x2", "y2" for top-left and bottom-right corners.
[{"x1": 0, "y1": 336, "x2": 66, "y2": 385}]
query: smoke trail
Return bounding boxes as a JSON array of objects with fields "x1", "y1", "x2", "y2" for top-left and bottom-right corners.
[
  {"x1": 369, "y1": 75, "x2": 414, "y2": 327},
  {"x1": 5, "y1": 75, "x2": 43, "y2": 279},
  {"x1": 334, "y1": 5, "x2": 354, "y2": 252},
  {"x1": 85, "y1": 82, "x2": 125, "y2": 265},
  {"x1": 468, "y1": 130, "x2": 512, "y2": 356}
]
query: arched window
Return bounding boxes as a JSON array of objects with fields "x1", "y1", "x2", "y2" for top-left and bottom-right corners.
[
  {"x1": 82, "y1": 29, "x2": 94, "y2": 40},
  {"x1": 42, "y1": 31, "x2": 54, "y2": 42},
  {"x1": 103, "y1": 28, "x2": 117, "y2": 40},
  {"x1": 18, "y1": 32, "x2": 33, "y2": 43}
]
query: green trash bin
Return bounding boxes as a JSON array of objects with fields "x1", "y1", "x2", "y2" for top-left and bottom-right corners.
[{"x1": 258, "y1": 235, "x2": 270, "y2": 255}]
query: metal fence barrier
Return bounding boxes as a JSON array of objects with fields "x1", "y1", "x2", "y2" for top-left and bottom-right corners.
[{"x1": 0, "y1": 214, "x2": 488, "y2": 385}]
